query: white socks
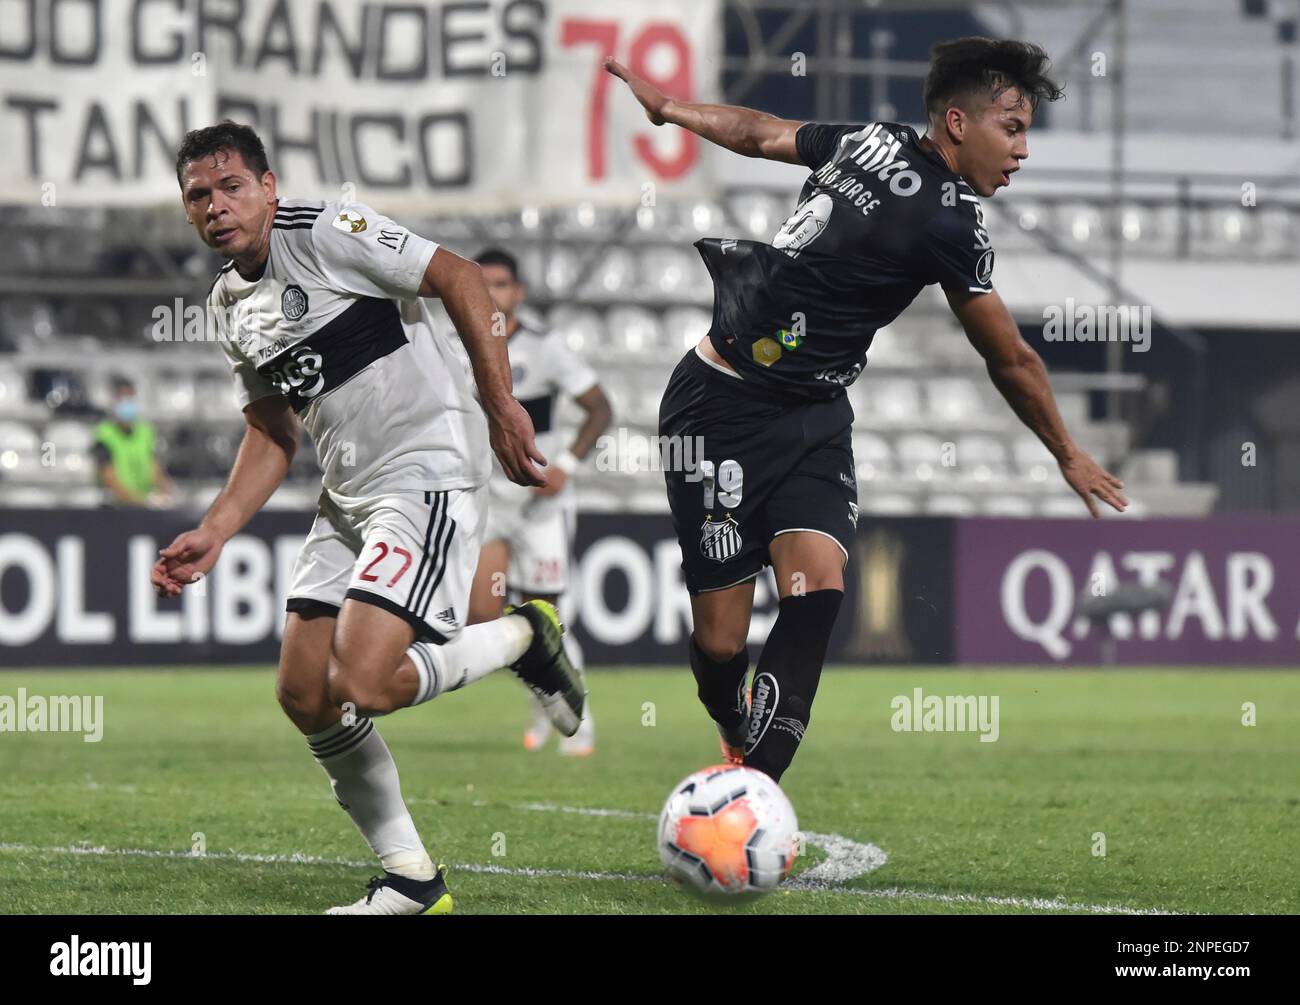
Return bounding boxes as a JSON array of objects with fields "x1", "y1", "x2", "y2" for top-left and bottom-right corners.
[
  {"x1": 407, "y1": 614, "x2": 532, "y2": 706},
  {"x1": 307, "y1": 718, "x2": 435, "y2": 880},
  {"x1": 305, "y1": 613, "x2": 537, "y2": 880}
]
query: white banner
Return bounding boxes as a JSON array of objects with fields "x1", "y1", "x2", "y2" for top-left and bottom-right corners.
[{"x1": 0, "y1": 0, "x2": 720, "y2": 211}]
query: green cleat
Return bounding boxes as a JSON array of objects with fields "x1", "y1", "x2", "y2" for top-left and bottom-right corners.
[{"x1": 504, "y1": 600, "x2": 587, "y2": 737}]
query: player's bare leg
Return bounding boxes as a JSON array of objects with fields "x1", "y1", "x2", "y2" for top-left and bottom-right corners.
[
  {"x1": 689, "y1": 580, "x2": 756, "y2": 765},
  {"x1": 468, "y1": 539, "x2": 510, "y2": 624},
  {"x1": 743, "y1": 531, "x2": 845, "y2": 782},
  {"x1": 273, "y1": 609, "x2": 450, "y2": 914},
  {"x1": 276, "y1": 610, "x2": 341, "y2": 735},
  {"x1": 329, "y1": 589, "x2": 585, "y2": 731}
]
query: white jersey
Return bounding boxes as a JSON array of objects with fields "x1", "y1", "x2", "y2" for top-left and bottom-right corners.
[
  {"x1": 488, "y1": 309, "x2": 598, "y2": 508},
  {"x1": 208, "y1": 198, "x2": 490, "y2": 496}
]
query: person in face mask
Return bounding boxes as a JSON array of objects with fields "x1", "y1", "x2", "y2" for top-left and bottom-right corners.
[{"x1": 93, "y1": 377, "x2": 174, "y2": 507}]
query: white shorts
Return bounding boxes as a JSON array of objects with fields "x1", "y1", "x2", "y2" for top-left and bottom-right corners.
[
  {"x1": 482, "y1": 488, "x2": 574, "y2": 595},
  {"x1": 287, "y1": 486, "x2": 486, "y2": 642}
]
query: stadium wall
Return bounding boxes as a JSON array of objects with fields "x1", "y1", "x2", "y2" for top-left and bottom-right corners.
[{"x1": 2, "y1": 510, "x2": 1297, "y2": 668}]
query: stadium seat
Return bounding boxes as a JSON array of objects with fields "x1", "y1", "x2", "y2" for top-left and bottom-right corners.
[
  {"x1": 638, "y1": 246, "x2": 709, "y2": 301},
  {"x1": 1013, "y1": 435, "x2": 1056, "y2": 481},
  {"x1": 44, "y1": 419, "x2": 95, "y2": 454},
  {"x1": 862, "y1": 377, "x2": 922, "y2": 423},
  {"x1": 983, "y1": 494, "x2": 1035, "y2": 517},
  {"x1": 606, "y1": 306, "x2": 663, "y2": 354},
  {"x1": 853, "y1": 431, "x2": 894, "y2": 482},
  {"x1": 1041, "y1": 494, "x2": 1089, "y2": 518},
  {"x1": 195, "y1": 374, "x2": 236, "y2": 419},
  {"x1": 61, "y1": 300, "x2": 124, "y2": 341},
  {"x1": 202, "y1": 430, "x2": 240, "y2": 474},
  {"x1": 683, "y1": 200, "x2": 727, "y2": 236},
  {"x1": 541, "y1": 246, "x2": 583, "y2": 298},
  {"x1": 862, "y1": 323, "x2": 919, "y2": 369},
  {"x1": 861, "y1": 492, "x2": 918, "y2": 515},
  {"x1": 147, "y1": 374, "x2": 197, "y2": 420},
  {"x1": 631, "y1": 202, "x2": 678, "y2": 239},
  {"x1": 726, "y1": 191, "x2": 785, "y2": 239},
  {"x1": 0, "y1": 297, "x2": 57, "y2": 344},
  {"x1": 663, "y1": 306, "x2": 713, "y2": 352},
  {"x1": 0, "y1": 419, "x2": 42, "y2": 477},
  {"x1": 579, "y1": 248, "x2": 638, "y2": 299},
  {"x1": 547, "y1": 306, "x2": 606, "y2": 352},
  {"x1": 0, "y1": 364, "x2": 26, "y2": 415},
  {"x1": 896, "y1": 431, "x2": 948, "y2": 481},
  {"x1": 924, "y1": 493, "x2": 978, "y2": 516},
  {"x1": 554, "y1": 201, "x2": 622, "y2": 240},
  {"x1": 954, "y1": 433, "x2": 1009, "y2": 481},
  {"x1": 926, "y1": 376, "x2": 986, "y2": 423},
  {"x1": 1063, "y1": 203, "x2": 1105, "y2": 244}
]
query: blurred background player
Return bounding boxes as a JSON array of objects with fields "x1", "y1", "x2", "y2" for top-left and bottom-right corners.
[
  {"x1": 467, "y1": 248, "x2": 612, "y2": 756},
  {"x1": 93, "y1": 376, "x2": 174, "y2": 507},
  {"x1": 607, "y1": 39, "x2": 1126, "y2": 782}
]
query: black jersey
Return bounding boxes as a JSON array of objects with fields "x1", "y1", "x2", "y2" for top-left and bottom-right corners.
[{"x1": 700, "y1": 121, "x2": 995, "y2": 398}]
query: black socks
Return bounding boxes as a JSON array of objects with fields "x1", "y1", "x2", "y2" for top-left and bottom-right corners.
[
  {"x1": 689, "y1": 634, "x2": 750, "y2": 731},
  {"x1": 743, "y1": 589, "x2": 843, "y2": 783}
]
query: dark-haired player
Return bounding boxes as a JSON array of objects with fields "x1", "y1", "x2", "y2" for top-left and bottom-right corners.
[
  {"x1": 154, "y1": 121, "x2": 586, "y2": 914},
  {"x1": 606, "y1": 38, "x2": 1127, "y2": 782}
]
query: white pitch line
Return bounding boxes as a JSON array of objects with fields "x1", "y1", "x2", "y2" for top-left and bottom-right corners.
[
  {"x1": 0, "y1": 841, "x2": 1175, "y2": 914},
  {"x1": 0, "y1": 842, "x2": 656, "y2": 884}
]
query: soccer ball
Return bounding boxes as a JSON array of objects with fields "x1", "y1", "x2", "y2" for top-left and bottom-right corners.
[{"x1": 657, "y1": 764, "x2": 799, "y2": 895}]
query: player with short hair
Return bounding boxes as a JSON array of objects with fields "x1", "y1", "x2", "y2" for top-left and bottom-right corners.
[
  {"x1": 466, "y1": 248, "x2": 612, "y2": 756},
  {"x1": 155, "y1": 121, "x2": 586, "y2": 914},
  {"x1": 606, "y1": 38, "x2": 1127, "y2": 782}
]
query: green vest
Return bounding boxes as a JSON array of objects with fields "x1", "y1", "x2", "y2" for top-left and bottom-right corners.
[{"x1": 95, "y1": 419, "x2": 156, "y2": 498}]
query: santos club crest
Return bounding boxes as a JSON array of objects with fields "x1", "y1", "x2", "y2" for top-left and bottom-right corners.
[{"x1": 700, "y1": 515, "x2": 742, "y2": 564}]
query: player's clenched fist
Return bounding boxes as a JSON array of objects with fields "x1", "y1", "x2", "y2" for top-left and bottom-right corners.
[{"x1": 151, "y1": 527, "x2": 224, "y2": 598}]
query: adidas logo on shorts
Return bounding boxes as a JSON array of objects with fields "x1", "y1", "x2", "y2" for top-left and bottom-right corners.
[{"x1": 434, "y1": 606, "x2": 457, "y2": 626}]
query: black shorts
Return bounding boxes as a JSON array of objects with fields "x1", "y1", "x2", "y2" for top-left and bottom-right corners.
[{"x1": 659, "y1": 348, "x2": 859, "y2": 595}]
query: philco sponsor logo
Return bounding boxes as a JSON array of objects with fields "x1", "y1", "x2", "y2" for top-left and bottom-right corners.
[
  {"x1": 745, "y1": 672, "x2": 778, "y2": 752},
  {"x1": 890, "y1": 687, "x2": 1000, "y2": 743}
]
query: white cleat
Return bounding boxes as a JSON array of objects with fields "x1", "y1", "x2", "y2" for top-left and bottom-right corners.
[
  {"x1": 523, "y1": 695, "x2": 552, "y2": 752},
  {"x1": 325, "y1": 868, "x2": 453, "y2": 915},
  {"x1": 560, "y1": 707, "x2": 595, "y2": 757}
]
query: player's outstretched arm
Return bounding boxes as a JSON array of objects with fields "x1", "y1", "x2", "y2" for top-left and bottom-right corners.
[
  {"x1": 604, "y1": 58, "x2": 804, "y2": 164},
  {"x1": 946, "y1": 287, "x2": 1129, "y2": 518},
  {"x1": 419, "y1": 247, "x2": 546, "y2": 487},
  {"x1": 150, "y1": 396, "x2": 298, "y2": 596}
]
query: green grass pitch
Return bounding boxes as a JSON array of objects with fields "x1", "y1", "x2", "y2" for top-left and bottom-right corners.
[{"x1": 1, "y1": 666, "x2": 1296, "y2": 914}]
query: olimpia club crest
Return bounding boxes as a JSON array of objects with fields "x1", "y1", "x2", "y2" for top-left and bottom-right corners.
[
  {"x1": 700, "y1": 515, "x2": 742, "y2": 563},
  {"x1": 281, "y1": 284, "x2": 309, "y2": 321}
]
